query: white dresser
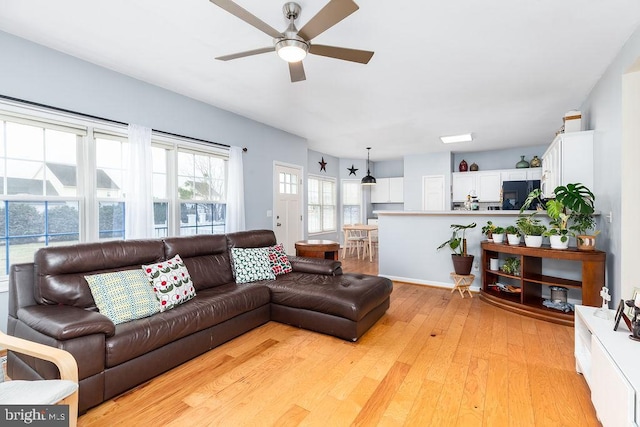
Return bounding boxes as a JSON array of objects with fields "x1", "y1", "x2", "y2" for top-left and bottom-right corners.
[{"x1": 575, "y1": 305, "x2": 640, "y2": 426}]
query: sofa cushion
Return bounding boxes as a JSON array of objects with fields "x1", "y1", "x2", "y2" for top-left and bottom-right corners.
[
  {"x1": 104, "y1": 283, "x2": 271, "y2": 367},
  {"x1": 226, "y1": 229, "x2": 277, "y2": 249},
  {"x1": 264, "y1": 272, "x2": 393, "y2": 322},
  {"x1": 34, "y1": 240, "x2": 165, "y2": 308},
  {"x1": 231, "y1": 247, "x2": 276, "y2": 284},
  {"x1": 85, "y1": 270, "x2": 159, "y2": 325},
  {"x1": 142, "y1": 255, "x2": 196, "y2": 312},
  {"x1": 163, "y1": 235, "x2": 234, "y2": 291},
  {"x1": 267, "y1": 244, "x2": 292, "y2": 276}
]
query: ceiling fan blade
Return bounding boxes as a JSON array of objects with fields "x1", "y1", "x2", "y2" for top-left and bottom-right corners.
[
  {"x1": 297, "y1": 0, "x2": 359, "y2": 41},
  {"x1": 309, "y1": 45, "x2": 374, "y2": 64},
  {"x1": 289, "y1": 61, "x2": 306, "y2": 83},
  {"x1": 209, "y1": 0, "x2": 283, "y2": 39},
  {"x1": 216, "y1": 47, "x2": 275, "y2": 61}
]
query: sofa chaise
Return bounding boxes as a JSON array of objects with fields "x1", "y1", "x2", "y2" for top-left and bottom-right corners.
[{"x1": 7, "y1": 229, "x2": 393, "y2": 413}]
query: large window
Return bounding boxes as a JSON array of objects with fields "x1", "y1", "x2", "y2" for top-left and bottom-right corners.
[
  {"x1": 177, "y1": 149, "x2": 227, "y2": 235},
  {"x1": 342, "y1": 179, "x2": 362, "y2": 225},
  {"x1": 0, "y1": 103, "x2": 229, "y2": 276},
  {"x1": 308, "y1": 175, "x2": 336, "y2": 234}
]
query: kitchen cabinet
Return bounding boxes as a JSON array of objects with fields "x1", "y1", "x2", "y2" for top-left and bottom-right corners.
[
  {"x1": 452, "y1": 171, "x2": 501, "y2": 202},
  {"x1": 501, "y1": 168, "x2": 542, "y2": 182},
  {"x1": 541, "y1": 131, "x2": 594, "y2": 198},
  {"x1": 371, "y1": 177, "x2": 403, "y2": 203},
  {"x1": 575, "y1": 305, "x2": 640, "y2": 426}
]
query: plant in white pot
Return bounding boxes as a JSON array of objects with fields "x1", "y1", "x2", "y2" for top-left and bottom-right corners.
[
  {"x1": 516, "y1": 213, "x2": 546, "y2": 248},
  {"x1": 520, "y1": 187, "x2": 569, "y2": 249},
  {"x1": 437, "y1": 222, "x2": 477, "y2": 275},
  {"x1": 505, "y1": 225, "x2": 521, "y2": 245},
  {"x1": 492, "y1": 226, "x2": 505, "y2": 243}
]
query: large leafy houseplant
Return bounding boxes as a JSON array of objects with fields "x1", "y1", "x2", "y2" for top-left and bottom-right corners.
[
  {"x1": 554, "y1": 183, "x2": 599, "y2": 250},
  {"x1": 437, "y1": 223, "x2": 477, "y2": 275}
]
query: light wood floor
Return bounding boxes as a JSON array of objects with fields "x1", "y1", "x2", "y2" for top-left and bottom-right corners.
[{"x1": 79, "y1": 253, "x2": 600, "y2": 426}]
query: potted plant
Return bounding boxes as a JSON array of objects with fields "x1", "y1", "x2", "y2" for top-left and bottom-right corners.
[
  {"x1": 501, "y1": 257, "x2": 520, "y2": 276},
  {"x1": 437, "y1": 222, "x2": 477, "y2": 275},
  {"x1": 554, "y1": 183, "x2": 599, "y2": 250},
  {"x1": 481, "y1": 221, "x2": 497, "y2": 242},
  {"x1": 541, "y1": 197, "x2": 570, "y2": 249},
  {"x1": 505, "y1": 225, "x2": 521, "y2": 245},
  {"x1": 492, "y1": 226, "x2": 505, "y2": 243},
  {"x1": 516, "y1": 213, "x2": 546, "y2": 247}
]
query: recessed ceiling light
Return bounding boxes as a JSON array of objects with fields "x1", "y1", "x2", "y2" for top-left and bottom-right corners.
[{"x1": 440, "y1": 133, "x2": 473, "y2": 144}]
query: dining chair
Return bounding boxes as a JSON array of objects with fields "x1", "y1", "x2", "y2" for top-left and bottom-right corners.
[
  {"x1": 0, "y1": 331, "x2": 79, "y2": 427},
  {"x1": 342, "y1": 225, "x2": 366, "y2": 258}
]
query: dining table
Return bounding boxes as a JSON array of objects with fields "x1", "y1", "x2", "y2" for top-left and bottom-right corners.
[{"x1": 342, "y1": 224, "x2": 378, "y2": 262}]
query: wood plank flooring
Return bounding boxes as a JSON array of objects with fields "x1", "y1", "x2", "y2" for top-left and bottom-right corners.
[{"x1": 79, "y1": 253, "x2": 600, "y2": 426}]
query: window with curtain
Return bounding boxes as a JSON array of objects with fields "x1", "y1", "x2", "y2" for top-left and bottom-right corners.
[
  {"x1": 0, "y1": 101, "x2": 230, "y2": 277},
  {"x1": 342, "y1": 179, "x2": 362, "y2": 225},
  {"x1": 177, "y1": 148, "x2": 227, "y2": 235},
  {"x1": 308, "y1": 175, "x2": 336, "y2": 234},
  {"x1": 0, "y1": 116, "x2": 84, "y2": 274}
]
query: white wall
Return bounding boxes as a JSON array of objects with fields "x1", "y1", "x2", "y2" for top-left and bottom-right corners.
[{"x1": 580, "y1": 24, "x2": 640, "y2": 303}]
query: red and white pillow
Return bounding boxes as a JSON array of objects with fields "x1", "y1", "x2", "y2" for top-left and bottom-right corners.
[
  {"x1": 267, "y1": 243, "x2": 292, "y2": 276},
  {"x1": 142, "y1": 254, "x2": 196, "y2": 312}
]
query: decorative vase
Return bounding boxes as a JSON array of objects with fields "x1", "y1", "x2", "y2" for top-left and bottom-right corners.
[
  {"x1": 577, "y1": 235, "x2": 597, "y2": 251},
  {"x1": 529, "y1": 155, "x2": 542, "y2": 168},
  {"x1": 549, "y1": 235, "x2": 569, "y2": 250},
  {"x1": 524, "y1": 235, "x2": 543, "y2": 248},
  {"x1": 516, "y1": 155, "x2": 530, "y2": 168},
  {"x1": 459, "y1": 159, "x2": 468, "y2": 172},
  {"x1": 470, "y1": 162, "x2": 479, "y2": 171}
]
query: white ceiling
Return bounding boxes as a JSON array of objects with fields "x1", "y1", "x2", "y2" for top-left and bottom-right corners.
[{"x1": 1, "y1": 0, "x2": 639, "y2": 161}]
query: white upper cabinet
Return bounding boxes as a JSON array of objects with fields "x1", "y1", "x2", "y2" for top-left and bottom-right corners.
[
  {"x1": 452, "y1": 171, "x2": 501, "y2": 202},
  {"x1": 541, "y1": 131, "x2": 594, "y2": 198},
  {"x1": 371, "y1": 177, "x2": 404, "y2": 203}
]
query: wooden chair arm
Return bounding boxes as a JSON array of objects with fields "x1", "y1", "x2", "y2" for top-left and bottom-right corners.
[{"x1": 0, "y1": 331, "x2": 78, "y2": 383}]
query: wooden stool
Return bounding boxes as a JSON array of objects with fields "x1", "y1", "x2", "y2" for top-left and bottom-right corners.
[{"x1": 450, "y1": 273, "x2": 474, "y2": 298}]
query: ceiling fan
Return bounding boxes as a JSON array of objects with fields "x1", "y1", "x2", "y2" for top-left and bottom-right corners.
[{"x1": 209, "y1": 0, "x2": 374, "y2": 82}]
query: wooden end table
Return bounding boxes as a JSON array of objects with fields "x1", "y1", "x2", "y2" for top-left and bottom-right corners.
[{"x1": 295, "y1": 240, "x2": 340, "y2": 260}]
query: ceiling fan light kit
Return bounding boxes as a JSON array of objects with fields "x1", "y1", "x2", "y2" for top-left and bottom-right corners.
[{"x1": 210, "y1": 0, "x2": 374, "y2": 82}]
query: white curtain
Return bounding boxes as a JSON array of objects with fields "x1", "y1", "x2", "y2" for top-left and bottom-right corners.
[
  {"x1": 125, "y1": 124, "x2": 153, "y2": 239},
  {"x1": 225, "y1": 146, "x2": 245, "y2": 232}
]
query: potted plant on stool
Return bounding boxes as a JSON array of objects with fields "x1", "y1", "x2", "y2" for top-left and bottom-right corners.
[{"x1": 437, "y1": 222, "x2": 477, "y2": 275}]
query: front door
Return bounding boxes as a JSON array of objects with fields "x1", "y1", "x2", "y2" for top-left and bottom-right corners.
[{"x1": 274, "y1": 164, "x2": 303, "y2": 254}]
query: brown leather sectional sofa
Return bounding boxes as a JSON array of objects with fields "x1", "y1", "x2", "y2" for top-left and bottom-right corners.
[{"x1": 7, "y1": 229, "x2": 393, "y2": 413}]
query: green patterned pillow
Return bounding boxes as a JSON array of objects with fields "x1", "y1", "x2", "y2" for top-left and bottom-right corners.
[
  {"x1": 231, "y1": 247, "x2": 276, "y2": 284},
  {"x1": 85, "y1": 269, "x2": 160, "y2": 325},
  {"x1": 141, "y1": 254, "x2": 196, "y2": 312}
]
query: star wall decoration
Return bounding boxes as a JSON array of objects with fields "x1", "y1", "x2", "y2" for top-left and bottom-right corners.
[
  {"x1": 319, "y1": 157, "x2": 327, "y2": 172},
  {"x1": 348, "y1": 165, "x2": 358, "y2": 176}
]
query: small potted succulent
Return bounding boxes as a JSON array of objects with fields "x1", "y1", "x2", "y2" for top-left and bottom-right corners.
[
  {"x1": 492, "y1": 226, "x2": 505, "y2": 243},
  {"x1": 437, "y1": 222, "x2": 477, "y2": 275},
  {"x1": 505, "y1": 225, "x2": 521, "y2": 245},
  {"x1": 516, "y1": 213, "x2": 547, "y2": 248}
]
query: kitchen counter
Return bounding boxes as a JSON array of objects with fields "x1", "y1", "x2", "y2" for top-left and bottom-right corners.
[{"x1": 375, "y1": 210, "x2": 537, "y2": 216}]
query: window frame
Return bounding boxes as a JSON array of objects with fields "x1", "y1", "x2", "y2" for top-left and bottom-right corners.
[
  {"x1": 341, "y1": 179, "x2": 363, "y2": 226},
  {"x1": 307, "y1": 174, "x2": 337, "y2": 235}
]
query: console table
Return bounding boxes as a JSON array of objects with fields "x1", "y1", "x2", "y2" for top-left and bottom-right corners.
[{"x1": 480, "y1": 241, "x2": 605, "y2": 325}]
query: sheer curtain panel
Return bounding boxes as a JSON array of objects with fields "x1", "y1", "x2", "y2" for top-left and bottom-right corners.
[
  {"x1": 226, "y1": 146, "x2": 245, "y2": 232},
  {"x1": 125, "y1": 124, "x2": 153, "y2": 239}
]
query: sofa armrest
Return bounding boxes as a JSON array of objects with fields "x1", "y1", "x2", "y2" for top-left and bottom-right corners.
[
  {"x1": 288, "y1": 256, "x2": 342, "y2": 275},
  {"x1": 17, "y1": 305, "x2": 115, "y2": 340}
]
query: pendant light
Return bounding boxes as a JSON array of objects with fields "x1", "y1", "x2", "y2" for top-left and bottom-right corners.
[{"x1": 361, "y1": 147, "x2": 376, "y2": 185}]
